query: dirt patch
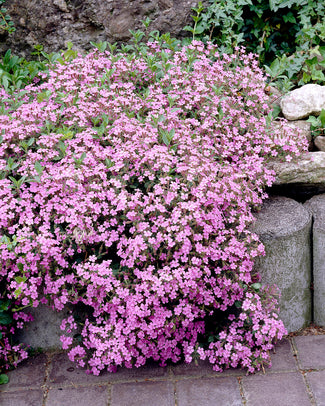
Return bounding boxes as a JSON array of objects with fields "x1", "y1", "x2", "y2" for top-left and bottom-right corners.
[{"x1": 287, "y1": 323, "x2": 325, "y2": 337}]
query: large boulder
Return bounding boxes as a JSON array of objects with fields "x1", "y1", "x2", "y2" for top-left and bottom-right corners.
[
  {"x1": 268, "y1": 152, "x2": 325, "y2": 186},
  {"x1": 0, "y1": 0, "x2": 207, "y2": 57},
  {"x1": 304, "y1": 194, "x2": 325, "y2": 327},
  {"x1": 252, "y1": 196, "x2": 312, "y2": 332},
  {"x1": 280, "y1": 84, "x2": 325, "y2": 120}
]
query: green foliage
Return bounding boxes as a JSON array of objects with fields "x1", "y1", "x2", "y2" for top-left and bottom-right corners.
[
  {"x1": 187, "y1": 0, "x2": 325, "y2": 90},
  {"x1": 0, "y1": 374, "x2": 8, "y2": 384},
  {"x1": 307, "y1": 109, "x2": 325, "y2": 138},
  {"x1": 0, "y1": 42, "x2": 81, "y2": 95},
  {"x1": 0, "y1": 299, "x2": 13, "y2": 326},
  {"x1": 0, "y1": 0, "x2": 14, "y2": 34},
  {"x1": 0, "y1": 49, "x2": 48, "y2": 93}
]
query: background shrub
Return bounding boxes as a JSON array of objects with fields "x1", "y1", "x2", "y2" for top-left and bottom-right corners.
[{"x1": 186, "y1": 0, "x2": 325, "y2": 91}]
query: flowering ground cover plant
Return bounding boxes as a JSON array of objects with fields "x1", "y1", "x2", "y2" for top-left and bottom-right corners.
[{"x1": 0, "y1": 39, "x2": 308, "y2": 375}]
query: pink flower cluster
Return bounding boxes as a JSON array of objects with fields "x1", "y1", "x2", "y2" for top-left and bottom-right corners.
[{"x1": 0, "y1": 41, "x2": 307, "y2": 374}]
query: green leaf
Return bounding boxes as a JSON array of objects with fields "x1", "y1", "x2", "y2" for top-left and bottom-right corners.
[
  {"x1": 17, "y1": 263, "x2": 24, "y2": 272},
  {"x1": 34, "y1": 161, "x2": 43, "y2": 176},
  {"x1": 162, "y1": 131, "x2": 170, "y2": 146},
  {"x1": 15, "y1": 276, "x2": 26, "y2": 284},
  {"x1": 0, "y1": 374, "x2": 9, "y2": 385},
  {"x1": 0, "y1": 313, "x2": 13, "y2": 325},
  {"x1": 320, "y1": 109, "x2": 325, "y2": 128},
  {"x1": 272, "y1": 104, "x2": 281, "y2": 118},
  {"x1": 305, "y1": 57, "x2": 318, "y2": 67},
  {"x1": 105, "y1": 158, "x2": 114, "y2": 168},
  {"x1": 307, "y1": 115, "x2": 319, "y2": 128},
  {"x1": 251, "y1": 283, "x2": 262, "y2": 290},
  {"x1": 234, "y1": 300, "x2": 242, "y2": 309},
  {"x1": 311, "y1": 70, "x2": 325, "y2": 82}
]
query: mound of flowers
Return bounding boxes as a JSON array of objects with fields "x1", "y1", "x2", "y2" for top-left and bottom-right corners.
[{"x1": 0, "y1": 41, "x2": 307, "y2": 374}]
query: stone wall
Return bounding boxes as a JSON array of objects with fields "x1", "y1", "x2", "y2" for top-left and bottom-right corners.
[{"x1": 0, "y1": 0, "x2": 207, "y2": 57}]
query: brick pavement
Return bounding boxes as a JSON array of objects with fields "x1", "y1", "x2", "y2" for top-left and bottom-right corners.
[{"x1": 1, "y1": 335, "x2": 325, "y2": 406}]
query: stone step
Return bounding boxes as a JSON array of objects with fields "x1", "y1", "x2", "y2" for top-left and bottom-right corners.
[
  {"x1": 252, "y1": 196, "x2": 312, "y2": 333},
  {"x1": 304, "y1": 194, "x2": 325, "y2": 326}
]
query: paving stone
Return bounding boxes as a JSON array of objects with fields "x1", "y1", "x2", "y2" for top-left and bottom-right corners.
[
  {"x1": 109, "y1": 359, "x2": 168, "y2": 382},
  {"x1": 49, "y1": 352, "x2": 168, "y2": 386},
  {"x1": 47, "y1": 385, "x2": 108, "y2": 406},
  {"x1": 264, "y1": 339, "x2": 297, "y2": 373},
  {"x1": 0, "y1": 389, "x2": 44, "y2": 405},
  {"x1": 242, "y1": 372, "x2": 311, "y2": 406},
  {"x1": 252, "y1": 196, "x2": 312, "y2": 332},
  {"x1": 304, "y1": 194, "x2": 325, "y2": 326},
  {"x1": 1, "y1": 354, "x2": 47, "y2": 391},
  {"x1": 171, "y1": 359, "x2": 244, "y2": 377},
  {"x1": 48, "y1": 352, "x2": 110, "y2": 387},
  {"x1": 306, "y1": 371, "x2": 325, "y2": 406},
  {"x1": 294, "y1": 335, "x2": 325, "y2": 369},
  {"x1": 111, "y1": 380, "x2": 174, "y2": 406},
  {"x1": 176, "y1": 376, "x2": 242, "y2": 406}
]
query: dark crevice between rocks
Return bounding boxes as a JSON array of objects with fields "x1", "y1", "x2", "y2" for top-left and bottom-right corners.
[
  {"x1": 266, "y1": 184, "x2": 325, "y2": 203},
  {"x1": 310, "y1": 213, "x2": 315, "y2": 325}
]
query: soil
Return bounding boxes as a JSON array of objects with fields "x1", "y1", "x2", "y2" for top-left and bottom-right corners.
[{"x1": 287, "y1": 323, "x2": 325, "y2": 337}]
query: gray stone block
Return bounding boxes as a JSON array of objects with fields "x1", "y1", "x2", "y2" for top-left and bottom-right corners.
[
  {"x1": 306, "y1": 370, "x2": 325, "y2": 406},
  {"x1": 47, "y1": 386, "x2": 109, "y2": 406},
  {"x1": 2, "y1": 354, "x2": 47, "y2": 391},
  {"x1": 15, "y1": 304, "x2": 71, "y2": 350},
  {"x1": 175, "y1": 377, "x2": 242, "y2": 406},
  {"x1": 0, "y1": 390, "x2": 44, "y2": 406},
  {"x1": 252, "y1": 196, "x2": 312, "y2": 332},
  {"x1": 242, "y1": 372, "x2": 311, "y2": 406},
  {"x1": 111, "y1": 381, "x2": 174, "y2": 406},
  {"x1": 304, "y1": 194, "x2": 325, "y2": 326},
  {"x1": 294, "y1": 335, "x2": 325, "y2": 369}
]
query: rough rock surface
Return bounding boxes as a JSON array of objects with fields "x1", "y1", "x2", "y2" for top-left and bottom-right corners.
[
  {"x1": 280, "y1": 84, "x2": 325, "y2": 121},
  {"x1": 314, "y1": 136, "x2": 325, "y2": 152},
  {"x1": 252, "y1": 196, "x2": 312, "y2": 332},
  {"x1": 0, "y1": 0, "x2": 207, "y2": 57},
  {"x1": 268, "y1": 152, "x2": 325, "y2": 185},
  {"x1": 15, "y1": 304, "x2": 72, "y2": 350},
  {"x1": 304, "y1": 194, "x2": 325, "y2": 327}
]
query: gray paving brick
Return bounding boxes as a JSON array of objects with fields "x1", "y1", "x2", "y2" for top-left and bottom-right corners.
[
  {"x1": 0, "y1": 389, "x2": 44, "y2": 405},
  {"x1": 176, "y1": 377, "x2": 242, "y2": 406},
  {"x1": 171, "y1": 358, "x2": 244, "y2": 377},
  {"x1": 1, "y1": 354, "x2": 47, "y2": 391},
  {"x1": 307, "y1": 370, "x2": 325, "y2": 406},
  {"x1": 262, "y1": 338, "x2": 297, "y2": 373},
  {"x1": 111, "y1": 380, "x2": 174, "y2": 406},
  {"x1": 242, "y1": 372, "x2": 311, "y2": 406},
  {"x1": 48, "y1": 352, "x2": 110, "y2": 387},
  {"x1": 49, "y1": 353, "x2": 167, "y2": 386},
  {"x1": 46, "y1": 385, "x2": 108, "y2": 406},
  {"x1": 294, "y1": 335, "x2": 325, "y2": 369},
  {"x1": 109, "y1": 359, "x2": 168, "y2": 382}
]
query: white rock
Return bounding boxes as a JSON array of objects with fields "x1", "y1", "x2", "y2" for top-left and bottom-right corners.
[{"x1": 280, "y1": 84, "x2": 325, "y2": 120}]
